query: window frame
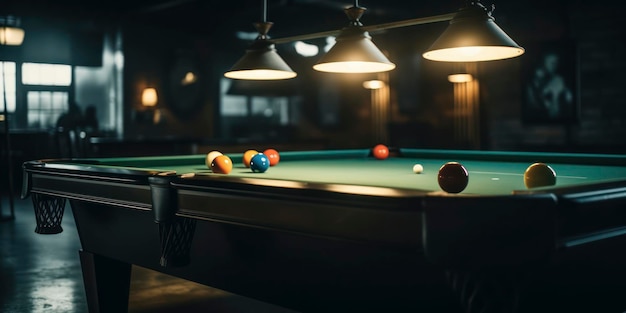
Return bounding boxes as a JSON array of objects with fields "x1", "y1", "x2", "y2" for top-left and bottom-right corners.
[{"x1": 9, "y1": 62, "x2": 74, "y2": 130}]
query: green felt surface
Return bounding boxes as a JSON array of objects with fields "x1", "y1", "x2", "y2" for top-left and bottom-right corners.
[{"x1": 85, "y1": 149, "x2": 626, "y2": 195}]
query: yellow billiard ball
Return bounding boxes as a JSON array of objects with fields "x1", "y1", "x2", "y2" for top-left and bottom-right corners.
[
  {"x1": 243, "y1": 149, "x2": 259, "y2": 168},
  {"x1": 524, "y1": 162, "x2": 556, "y2": 188},
  {"x1": 205, "y1": 151, "x2": 223, "y2": 168}
]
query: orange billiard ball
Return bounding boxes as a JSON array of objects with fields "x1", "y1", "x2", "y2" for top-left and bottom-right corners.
[
  {"x1": 372, "y1": 144, "x2": 389, "y2": 160},
  {"x1": 524, "y1": 162, "x2": 556, "y2": 188},
  {"x1": 243, "y1": 149, "x2": 259, "y2": 168},
  {"x1": 437, "y1": 162, "x2": 469, "y2": 193},
  {"x1": 211, "y1": 155, "x2": 233, "y2": 174},
  {"x1": 263, "y1": 148, "x2": 280, "y2": 166}
]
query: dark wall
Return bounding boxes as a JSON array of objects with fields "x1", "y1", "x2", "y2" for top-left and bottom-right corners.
[
  {"x1": 108, "y1": 0, "x2": 626, "y2": 153},
  {"x1": 121, "y1": 23, "x2": 218, "y2": 140},
  {"x1": 383, "y1": 0, "x2": 626, "y2": 153},
  {"x1": 16, "y1": 17, "x2": 103, "y2": 66},
  {"x1": 482, "y1": 1, "x2": 626, "y2": 153},
  {"x1": 7, "y1": 0, "x2": 625, "y2": 154}
]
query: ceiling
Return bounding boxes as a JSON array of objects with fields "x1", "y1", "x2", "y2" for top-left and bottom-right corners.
[
  {"x1": 5, "y1": 0, "x2": 482, "y2": 38},
  {"x1": 4, "y1": 0, "x2": 579, "y2": 54}
]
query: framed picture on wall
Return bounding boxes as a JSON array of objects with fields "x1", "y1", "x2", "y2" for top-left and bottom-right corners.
[{"x1": 521, "y1": 40, "x2": 578, "y2": 124}]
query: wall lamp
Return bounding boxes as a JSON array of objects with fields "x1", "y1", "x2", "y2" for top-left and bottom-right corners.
[
  {"x1": 0, "y1": 16, "x2": 25, "y2": 46},
  {"x1": 135, "y1": 87, "x2": 162, "y2": 124},
  {"x1": 226, "y1": 0, "x2": 524, "y2": 80},
  {"x1": 141, "y1": 87, "x2": 158, "y2": 107}
]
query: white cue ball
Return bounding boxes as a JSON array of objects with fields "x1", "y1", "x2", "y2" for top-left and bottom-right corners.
[
  {"x1": 412, "y1": 164, "x2": 424, "y2": 174},
  {"x1": 206, "y1": 151, "x2": 223, "y2": 168}
]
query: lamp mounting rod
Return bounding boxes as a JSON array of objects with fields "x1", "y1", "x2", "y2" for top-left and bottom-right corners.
[
  {"x1": 262, "y1": 0, "x2": 267, "y2": 23},
  {"x1": 272, "y1": 12, "x2": 456, "y2": 44},
  {"x1": 363, "y1": 12, "x2": 456, "y2": 33}
]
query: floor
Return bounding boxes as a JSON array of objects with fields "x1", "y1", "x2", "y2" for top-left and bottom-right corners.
[
  {"x1": 4, "y1": 194, "x2": 626, "y2": 313},
  {"x1": 0, "y1": 196, "x2": 297, "y2": 313}
]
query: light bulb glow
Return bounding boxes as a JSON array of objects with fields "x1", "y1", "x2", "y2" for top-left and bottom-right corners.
[
  {"x1": 424, "y1": 46, "x2": 524, "y2": 62},
  {"x1": 181, "y1": 72, "x2": 197, "y2": 85},
  {"x1": 313, "y1": 61, "x2": 395, "y2": 74},
  {"x1": 447, "y1": 74, "x2": 473, "y2": 83},
  {"x1": 0, "y1": 26, "x2": 25, "y2": 45},
  {"x1": 363, "y1": 80, "x2": 385, "y2": 89},
  {"x1": 141, "y1": 88, "x2": 158, "y2": 106},
  {"x1": 224, "y1": 69, "x2": 297, "y2": 80}
]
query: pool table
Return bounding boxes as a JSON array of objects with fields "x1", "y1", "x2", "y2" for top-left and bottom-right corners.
[{"x1": 22, "y1": 148, "x2": 626, "y2": 312}]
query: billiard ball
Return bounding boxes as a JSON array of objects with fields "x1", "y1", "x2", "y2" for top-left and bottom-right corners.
[
  {"x1": 372, "y1": 144, "x2": 389, "y2": 160},
  {"x1": 211, "y1": 155, "x2": 233, "y2": 174},
  {"x1": 524, "y1": 162, "x2": 556, "y2": 188},
  {"x1": 205, "y1": 150, "x2": 223, "y2": 168},
  {"x1": 250, "y1": 153, "x2": 270, "y2": 173},
  {"x1": 437, "y1": 162, "x2": 469, "y2": 193},
  {"x1": 412, "y1": 164, "x2": 424, "y2": 174},
  {"x1": 263, "y1": 148, "x2": 280, "y2": 166},
  {"x1": 243, "y1": 149, "x2": 259, "y2": 168}
]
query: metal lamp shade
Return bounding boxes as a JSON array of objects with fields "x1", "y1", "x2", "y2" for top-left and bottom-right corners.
[
  {"x1": 225, "y1": 39, "x2": 296, "y2": 80},
  {"x1": 423, "y1": 5, "x2": 524, "y2": 62},
  {"x1": 313, "y1": 27, "x2": 395, "y2": 74}
]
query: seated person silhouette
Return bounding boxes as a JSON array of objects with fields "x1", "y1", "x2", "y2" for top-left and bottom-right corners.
[
  {"x1": 55, "y1": 102, "x2": 83, "y2": 157},
  {"x1": 56, "y1": 102, "x2": 83, "y2": 132},
  {"x1": 82, "y1": 105, "x2": 99, "y2": 133}
]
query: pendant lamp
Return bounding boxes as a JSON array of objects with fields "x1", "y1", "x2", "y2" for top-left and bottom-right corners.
[
  {"x1": 423, "y1": 1, "x2": 524, "y2": 62},
  {"x1": 224, "y1": 0, "x2": 296, "y2": 80},
  {"x1": 313, "y1": 4, "x2": 395, "y2": 74}
]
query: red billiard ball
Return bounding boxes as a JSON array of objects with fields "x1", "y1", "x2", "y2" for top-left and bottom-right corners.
[
  {"x1": 524, "y1": 162, "x2": 556, "y2": 188},
  {"x1": 243, "y1": 149, "x2": 258, "y2": 168},
  {"x1": 437, "y1": 162, "x2": 469, "y2": 193},
  {"x1": 211, "y1": 155, "x2": 233, "y2": 174},
  {"x1": 263, "y1": 148, "x2": 280, "y2": 166},
  {"x1": 372, "y1": 144, "x2": 389, "y2": 160}
]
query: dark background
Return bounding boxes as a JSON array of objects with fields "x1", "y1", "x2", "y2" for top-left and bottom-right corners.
[{"x1": 2, "y1": 0, "x2": 626, "y2": 192}]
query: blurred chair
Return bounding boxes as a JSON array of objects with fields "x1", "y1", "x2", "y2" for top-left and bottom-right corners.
[{"x1": 55, "y1": 128, "x2": 78, "y2": 158}]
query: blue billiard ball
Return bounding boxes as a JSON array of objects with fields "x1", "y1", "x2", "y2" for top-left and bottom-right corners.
[{"x1": 250, "y1": 153, "x2": 270, "y2": 173}]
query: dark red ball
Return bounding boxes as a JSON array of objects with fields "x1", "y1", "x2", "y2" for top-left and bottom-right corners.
[
  {"x1": 437, "y1": 162, "x2": 469, "y2": 193},
  {"x1": 263, "y1": 148, "x2": 280, "y2": 166},
  {"x1": 372, "y1": 144, "x2": 389, "y2": 160}
]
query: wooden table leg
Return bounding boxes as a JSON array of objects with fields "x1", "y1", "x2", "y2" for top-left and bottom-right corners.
[{"x1": 79, "y1": 250, "x2": 132, "y2": 313}]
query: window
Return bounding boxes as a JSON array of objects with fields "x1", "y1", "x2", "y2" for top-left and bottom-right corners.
[
  {"x1": 0, "y1": 61, "x2": 17, "y2": 113},
  {"x1": 27, "y1": 91, "x2": 68, "y2": 129},
  {"x1": 219, "y1": 78, "x2": 294, "y2": 140},
  {"x1": 220, "y1": 78, "x2": 248, "y2": 116},
  {"x1": 220, "y1": 78, "x2": 289, "y2": 121},
  {"x1": 22, "y1": 63, "x2": 72, "y2": 86},
  {"x1": 21, "y1": 63, "x2": 72, "y2": 129}
]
